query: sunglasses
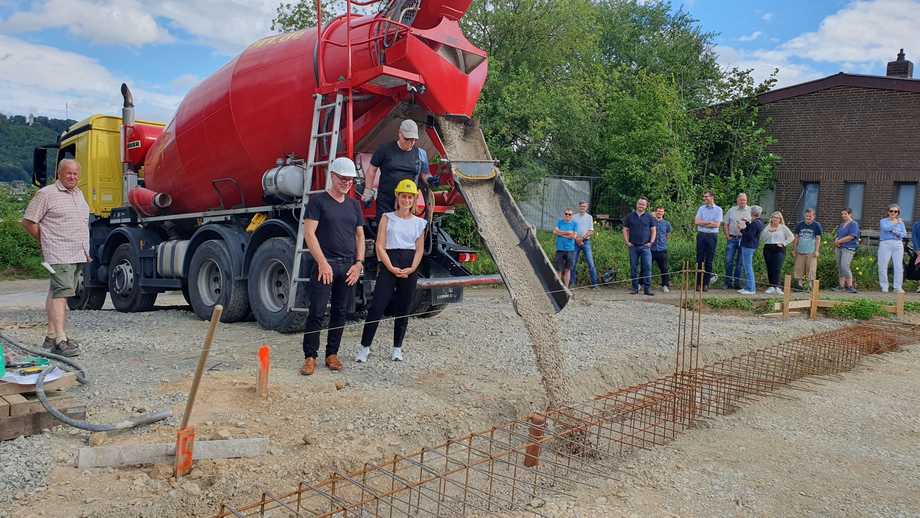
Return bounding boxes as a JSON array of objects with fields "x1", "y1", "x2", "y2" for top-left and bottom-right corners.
[
  {"x1": 564, "y1": 212, "x2": 573, "y2": 216},
  {"x1": 889, "y1": 209, "x2": 900, "y2": 213}
]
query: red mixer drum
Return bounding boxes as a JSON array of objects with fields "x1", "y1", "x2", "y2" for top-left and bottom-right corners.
[{"x1": 142, "y1": 1, "x2": 487, "y2": 215}]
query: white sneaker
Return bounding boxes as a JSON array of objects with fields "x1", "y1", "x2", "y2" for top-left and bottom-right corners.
[
  {"x1": 765, "y1": 287, "x2": 776, "y2": 295},
  {"x1": 662, "y1": 286, "x2": 670, "y2": 293},
  {"x1": 355, "y1": 346, "x2": 371, "y2": 363},
  {"x1": 391, "y1": 348, "x2": 403, "y2": 362},
  {"x1": 881, "y1": 288, "x2": 889, "y2": 293},
  {"x1": 895, "y1": 288, "x2": 905, "y2": 294},
  {"x1": 775, "y1": 288, "x2": 784, "y2": 295},
  {"x1": 738, "y1": 289, "x2": 756, "y2": 295}
]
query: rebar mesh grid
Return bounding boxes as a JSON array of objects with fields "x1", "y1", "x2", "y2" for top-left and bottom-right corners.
[{"x1": 216, "y1": 271, "x2": 918, "y2": 518}]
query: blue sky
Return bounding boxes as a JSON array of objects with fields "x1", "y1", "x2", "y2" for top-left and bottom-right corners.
[{"x1": 1, "y1": 0, "x2": 918, "y2": 122}]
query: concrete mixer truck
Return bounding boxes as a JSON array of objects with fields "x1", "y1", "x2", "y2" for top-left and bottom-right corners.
[{"x1": 31, "y1": 0, "x2": 569, "y2": 332}]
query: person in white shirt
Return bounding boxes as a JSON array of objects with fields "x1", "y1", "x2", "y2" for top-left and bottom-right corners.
[
  {"x1": 571, "y1": 201, "x2": 598, "y2": 288},
  {"x1": 357, "y1": 179, "x2": 427, "y2": 363},
  {"x1": 759, "y1": 211, "x2": 794, "y2": 294}
]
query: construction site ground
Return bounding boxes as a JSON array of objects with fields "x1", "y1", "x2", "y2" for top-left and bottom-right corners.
[{"x1": 0, "y1": 279, "x2": 918, "y2": 517}]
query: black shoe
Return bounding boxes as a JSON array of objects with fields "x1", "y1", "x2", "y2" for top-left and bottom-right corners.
[
  {"x1": 702, "y1": 286, "x2": 709, "y2": 292},
  {"x1": 643, "y1": 290, "x2": 654, "y2": 296},
  {"x1": 793, "y1": 284, "x2": 806, "y2": 293},
  {"x1": 51, "y1": 339, "x2": 80, "y2": 357},
  {"x1": 630, "y1": 289, "x2": 639, "y2": 295},
  {"x1": 42, "y1": 336, "x2": 55, "y2": 350}
]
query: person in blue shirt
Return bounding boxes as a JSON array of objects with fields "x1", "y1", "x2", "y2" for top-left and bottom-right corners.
[
  {"x1": 913, "y1": 219, "x2": 920, "y2": 292},
  {"x1": 694, "y1": 191, "x2": 723, "y2": 291},
  {"x1": 651, "y1": 207, "x2": 672, "y2": 293},
  {"x1": 878, "y1": 204, "x2": 907, "y2": 293},
  {"x1": 623, "y1": 197, "x2": 657, "y2": 295},
  {"x1": 553, "y1": 208, "x2": 578, "y2": 287},
  {"x1": 832, "y1": 208, "x2": 860, "y2": 293}
]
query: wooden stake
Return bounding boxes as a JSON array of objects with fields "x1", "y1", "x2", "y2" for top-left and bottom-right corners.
[
  {"x1": 176, "y1": 304, "x2": 223, "y2": 478},
  {"x1": 257, "y1": 345, "x2": 270, "y2": 399},
  {"x1": 896, "y1": 291, "x2": 905, "y2": 320},
  {"x1": 783, "y1": 275, "x2": 792, "y2": 319},
  {"x1": 810, "y1": 279, "x2": 820, "y2": 320}
]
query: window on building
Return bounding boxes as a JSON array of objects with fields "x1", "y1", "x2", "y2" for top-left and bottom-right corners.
[
  {"x1": 801, "y1": 182, "x2": 819, "y2": 221},
  {"x1": 844, "y1": 183, "x2": 865, "y2": 222},
  {"x1": 895, "y1": 183, "x2": 917, "y2": 224}
]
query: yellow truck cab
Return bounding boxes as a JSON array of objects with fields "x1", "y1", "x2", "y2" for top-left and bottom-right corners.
[{"x1": 33, "y1": 115, "x2": 164, "y2": 218}]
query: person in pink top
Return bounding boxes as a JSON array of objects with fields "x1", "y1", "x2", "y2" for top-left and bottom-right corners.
[{"x1": 21, "y1": 159, "x2": 90, "y2": 357}]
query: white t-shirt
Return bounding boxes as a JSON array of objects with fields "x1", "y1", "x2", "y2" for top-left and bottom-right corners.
[
  {"x1": 383, "y1": 212, "x2": 427, "y2": 250},
  {"x1": 572, "y1": 213, "x2": 594, "y2": 238}
]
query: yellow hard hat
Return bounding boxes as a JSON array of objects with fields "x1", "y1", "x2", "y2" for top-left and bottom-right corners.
[{"x1": 395, "y1": 179, "x2": 419, "y2": 196}]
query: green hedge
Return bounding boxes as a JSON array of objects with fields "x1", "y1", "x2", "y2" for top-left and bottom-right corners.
[{"x1": 0, "y1": 189, "x2": 44, "y2": 278}]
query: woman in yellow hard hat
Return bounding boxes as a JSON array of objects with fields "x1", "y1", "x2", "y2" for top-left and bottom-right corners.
[{"x1": 356, "y1": 179, "x2": 427, "y2": 363}]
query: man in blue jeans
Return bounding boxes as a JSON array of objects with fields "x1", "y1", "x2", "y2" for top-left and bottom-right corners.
[
  {"x1": 723, "y1": 193, "x2": 750, "y2": 289},
  {"x1": 694, "y1": 191, "x2": 723, "y2": 291},
  {"x1": 571, "y1": 201, "x2": 598, "y2": 288},
  {"x1": 623, "y1": 197, "x2": 657, "y2": 295}
]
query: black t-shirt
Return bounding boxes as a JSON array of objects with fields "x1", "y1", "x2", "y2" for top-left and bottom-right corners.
[
  {"x1": 371, "y1": 141, "x2": 422, "y2": 214},
  {"x1": 304, "y1": 192, "x2": 364, "y2": 259},
  {"x1": 624, "y1": 211, "x2": 655, "y2": 245}
]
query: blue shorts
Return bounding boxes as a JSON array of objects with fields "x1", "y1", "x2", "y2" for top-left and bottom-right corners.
[{"x1": 554, "y1": 250, "x2": 576, "y2": 271}]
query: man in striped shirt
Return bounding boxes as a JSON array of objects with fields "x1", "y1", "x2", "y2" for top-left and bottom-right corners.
[{"x1": 21, "y1": 159, "x2": 90, "y2": 357}]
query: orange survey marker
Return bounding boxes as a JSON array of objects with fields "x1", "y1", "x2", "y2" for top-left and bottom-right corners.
[
  {"x1": 176, "y1": 304, "x2": 223, "y2": 478},
  {"x1": 523, "y1": 413, "x2": 545, "y2": 467},
  {"x1": 175, "y1": 427, "x2": 196, "y2": 477},
  {"x1": 257, "y1": 345, "x2": 270, "y2": 399}
]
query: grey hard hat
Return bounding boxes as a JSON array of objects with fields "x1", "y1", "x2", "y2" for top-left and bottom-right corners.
[
  {"x1": 399, "y1": 119, "x2": 419, "y2": 139},
  {"x1": 329, "y1": 157, "x2": 357, "y2": 177}
]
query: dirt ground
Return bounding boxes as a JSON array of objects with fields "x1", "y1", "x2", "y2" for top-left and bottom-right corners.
[{"x1": 0, "y1": 280, "x2": 917, "y2": 517}]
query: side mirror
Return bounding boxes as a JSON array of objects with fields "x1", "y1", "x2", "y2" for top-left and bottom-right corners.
[{"x1": 32, "y1": 148, "x2": 49, "y2": 187}]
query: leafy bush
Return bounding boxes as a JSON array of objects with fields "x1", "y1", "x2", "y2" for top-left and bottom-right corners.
[
  {"x1": 826, "y1": 299, "x2": 889, "y2": 321},
  {"x1": 0, "y1": 188, "x2": 44, "y2": 278},
  {"x1": 703, "y1": 297, "x2": 754, "y2": 311}
]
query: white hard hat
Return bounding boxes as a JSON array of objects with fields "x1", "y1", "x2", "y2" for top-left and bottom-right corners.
[{"x1": 329, "y1": 157, "x2": 357, "y2": 177}]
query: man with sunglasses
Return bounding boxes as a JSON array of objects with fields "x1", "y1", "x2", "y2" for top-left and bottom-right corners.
[
  {"x1": 553, "y1": 209, "x2": 578, "y2": 287},
  {"x1": 363, "y1": 119, "x2": 429, "y2": 219},
  {"x1": 301, "y1": 157, "x2": 366, "y2": 376}
]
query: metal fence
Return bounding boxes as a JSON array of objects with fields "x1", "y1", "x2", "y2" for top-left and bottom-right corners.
[{"x1": 519, "y1": 176, "x2": 595, "y2": 231}]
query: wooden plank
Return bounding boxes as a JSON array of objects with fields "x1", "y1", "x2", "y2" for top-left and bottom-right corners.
[
  {"x1": 896, "y1": 291, "x2": 905, "y2": 320},
  {"x1": 77, "y1": 437, "x2": 269, "y2": 469},
  {"x1": 0, "y1": 372, "x2": 77, "y2": 396},
  {"x1": 0, "y1": 397, "x2": 9, "y2": 418},
  {"x1": 810, "y1": 279, "x2": 820, "y2": 320},
  {"x1": 5, "y1": 393, "x2": 75, "y2": 418},
  {"x1": 0, "y1": 406, "x2": 86, "y2": 441},
  {"x1": 774, "y1": 300, "x2": 812, "y2": 310}
]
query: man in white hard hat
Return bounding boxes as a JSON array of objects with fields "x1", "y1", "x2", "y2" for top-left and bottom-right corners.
[
  {"x1": 362, "y1": 119, "x2": 429, "y2": 219},
  {"x1": 301, "y1": 156, "x2": 365, "y2": 376}
]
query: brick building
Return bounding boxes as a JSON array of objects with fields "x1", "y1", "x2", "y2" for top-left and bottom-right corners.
[{"x1": 758, "y1": 50, "x2": 920, "y2": 230}]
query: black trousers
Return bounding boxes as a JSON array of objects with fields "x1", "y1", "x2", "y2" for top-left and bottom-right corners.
[
  {"x1": 651, "y1": 250, "x2": 670, "y2": 287},
  {"x1": 361, "y1": 249, "x2": 418, "y2": 349},
  {"x1": 695, "y1": 233, "x2": 717, "y2": 288},
  {"x1": 763, "y1": 244, "x2": 786, "y2": 288},
  {"x1": 302, "y1": 258, "x2": 353, "y2": 358}
]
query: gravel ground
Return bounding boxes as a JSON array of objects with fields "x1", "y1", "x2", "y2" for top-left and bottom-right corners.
[{"x1": 0, "y1": 281, "x2": 894, "y2": 518}]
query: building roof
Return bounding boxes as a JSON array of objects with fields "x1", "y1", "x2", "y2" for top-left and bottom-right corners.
[{"x1": 758, "y1": 72, "x2": 920, "y2": 104}]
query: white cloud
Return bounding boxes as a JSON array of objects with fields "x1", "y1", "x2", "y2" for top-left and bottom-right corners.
[
  {"x1": 0, "y1": 0, "x2": 279, "y2": 53},
  {"x1": 1, "y1": 0, "x2": 172, "y2": 46},
  {"x1": 761, "y1": 12, "x2": 774, "y2": 22},
  {"x1": 715, "y1": 45, "x2": 824, "y2": 88},
  {"x1": 782, "y1": 0, "x2": 920, "y2": 65},
  {"x1": 0, "y1": 35, "x2": 182, "y2": 120},
  {"x1": 738, "y1": 31, "x2": 762, "y2": 42},
  {"x1": 170, "y1": 73, "x2": 201, "y2": 91}
]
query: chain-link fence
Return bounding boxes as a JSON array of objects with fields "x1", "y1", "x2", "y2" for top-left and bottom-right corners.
[{"x1": 519, "y1": 176, "x2": 595, "y2": 231}]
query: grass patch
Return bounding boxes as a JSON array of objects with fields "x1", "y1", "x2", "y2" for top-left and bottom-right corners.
[
  {"x1": 702, "y1": 297, "x2": 755, "y2": 311},
  {"x1": 904, "y1": 301, "x2": 920, "y2": 313}
]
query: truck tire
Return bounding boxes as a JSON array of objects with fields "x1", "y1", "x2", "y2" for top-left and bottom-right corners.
[
  {"x1": 188, "y1": 239, "x2": 249, "y2": 323},
  {"x1": 108, "y1": 243, "x2": 157, "y2": 312},
  {"x1": 68, "y1": 264, "x2": 106, "y2": 310},
  {"x1": 247, "y1": 237, "x2": 307, "y2": 333}
]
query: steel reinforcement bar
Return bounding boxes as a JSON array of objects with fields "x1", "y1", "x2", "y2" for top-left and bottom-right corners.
[{"x1": 215, "y1": 320, "x2": 917, "y2": 518}]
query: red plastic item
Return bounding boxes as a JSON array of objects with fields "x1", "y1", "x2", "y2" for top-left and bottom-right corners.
[
  {"x1": 175, "y1": 426, "x2": 196, "y2": 478},
  {"x1": 143, "y1": 2, "x2": 488, "y2": 215}
]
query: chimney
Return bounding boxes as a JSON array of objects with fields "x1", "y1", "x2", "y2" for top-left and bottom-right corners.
[{"x1": 886, "y1": 49, "x2": 913, "y2": 78}]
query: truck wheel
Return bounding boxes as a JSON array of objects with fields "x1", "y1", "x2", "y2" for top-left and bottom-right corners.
[
  {"x1": 188, "y1": 239, "x2": 249, "y2": 323},
  {"x1": 68, "y1": 264, "x2": 106, "y2": 310},
  {"x1": 108, "y1": 243, "x2": 157, "y2": 312},
  {"x1": 247, "y1": 237, "x2": 307, "y2": 333}
]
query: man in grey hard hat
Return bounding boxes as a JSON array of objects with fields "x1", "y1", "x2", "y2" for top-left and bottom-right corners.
[
  {"x1": 301, "y1": 157, "x2": 365, "y2": 376},
  {"x1": 362, "y1": 119, "x2": 429, "y2": 219}
]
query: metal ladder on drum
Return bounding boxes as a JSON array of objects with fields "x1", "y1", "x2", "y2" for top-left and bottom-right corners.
[{"x1": 288, "y1": 92, "x2": 345, "y2": 312}]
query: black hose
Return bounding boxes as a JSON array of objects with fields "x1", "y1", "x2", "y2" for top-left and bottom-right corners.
[
  {"x1": 35, "y1": 367, "x2": 172, "y2": 432},
  {"x1": 1, "y1": 331, "x2": 172, "y2": 432}
]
